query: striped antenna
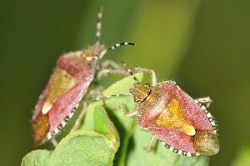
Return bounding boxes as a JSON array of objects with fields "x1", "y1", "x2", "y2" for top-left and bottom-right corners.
[
  {"x1": 96, "y1": 6, "x2": 103, "y2": 45},
  {"x1": 90, "y1": 94, "x2": 130, "y2": 103},
  {"x1": 120, "y1": 62, "x2": 139, "y2": 82},
  {"x1": 108, "y1": 42, "x2": 136, "y2": 51},
  {"x1": 121, "y1": 62, "x2": 157, "y2": 85}
]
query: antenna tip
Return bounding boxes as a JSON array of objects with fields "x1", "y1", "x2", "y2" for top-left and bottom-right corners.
[{"x1": 125, "y1": 42, "x2": 136, "y2": 46}]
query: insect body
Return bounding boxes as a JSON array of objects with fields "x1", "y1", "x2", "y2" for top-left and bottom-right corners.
[
  {"x1": 32, "y1": 7, "x2": 134, "y2": 145},
  {"x1": 129, "y1": 68, "x2": 219, "y2": 156},
  {"x1": 91, "y1": 66, "x2": 219, "y2": 156}
]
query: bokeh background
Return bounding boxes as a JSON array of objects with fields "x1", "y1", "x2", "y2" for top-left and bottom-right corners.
[{"x1": 1, "y1": 0, "x2": 250, "y2": 165}]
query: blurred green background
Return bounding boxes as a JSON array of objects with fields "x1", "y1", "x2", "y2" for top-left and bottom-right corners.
[{"x1": 1, "y1": 0, "x2": 250, "y2": 165}]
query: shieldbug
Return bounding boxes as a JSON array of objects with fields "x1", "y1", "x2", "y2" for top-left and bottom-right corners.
[
  {"x1": 32, "y1": 6, "x2": 135, "y2": 146},
  {"x1": 93, "y1": 66, "x2": 219, "y2": 156}
]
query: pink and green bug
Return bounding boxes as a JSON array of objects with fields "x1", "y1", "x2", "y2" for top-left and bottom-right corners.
[
  {"x1": 32, "y1": 6, "x2": 135, "y2": 146},
  {"x1": 93, "y1": 65, "x2": 219, "y2": 156}
]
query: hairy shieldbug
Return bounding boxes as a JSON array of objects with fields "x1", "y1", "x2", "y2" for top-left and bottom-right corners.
[
  {"x1": 32, "y1": 7, "x2": 135, "y2": 146},
  {"x1": 129, "y1": 67, "x2": 219, "y2": 156},
  {"x1": 93, "y1": 66, "x2": 219, "y2": 156}
]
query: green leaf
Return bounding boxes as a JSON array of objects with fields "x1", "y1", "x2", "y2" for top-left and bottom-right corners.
[
  {"x1": 22, "y1": 130, "x2": 118, "y2": 166},
  {"x1": 21, "y1": 150, "x2": 50, "y2": 166},
  {"x1": 50, "y1": 130, "x2": 117, "y2": 166},
  {"x1": 94, "y1": 105, "x2": 120, "y2": 151},
  {"x1": 94, "y1": 106, "x2": 110, "y2": 136}
]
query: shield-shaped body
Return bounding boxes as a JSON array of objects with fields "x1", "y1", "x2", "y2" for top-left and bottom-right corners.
[
  {"x1": 130, "y1": 80, "x2": 219, "y2": 156},
  {"x1": 32, "y1": 7, "x2": 134, "y2": 145}
]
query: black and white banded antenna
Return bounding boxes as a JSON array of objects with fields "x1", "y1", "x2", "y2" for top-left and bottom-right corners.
[
  {"x1": 108, "y1": 42, "x2": 136, "y2": 51},
  {"x1": 90, "y1": 93, "x2": 131, "y2": 103},
  {"x1": 120, "y1": 61, "x2": 139, "y2": 82},
  {"x1": 96, "y1": 6, "x2": 103, "y2": 45},
  {"x1": 95, "y1": 7, "x2": 136, "y2": 50}
]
